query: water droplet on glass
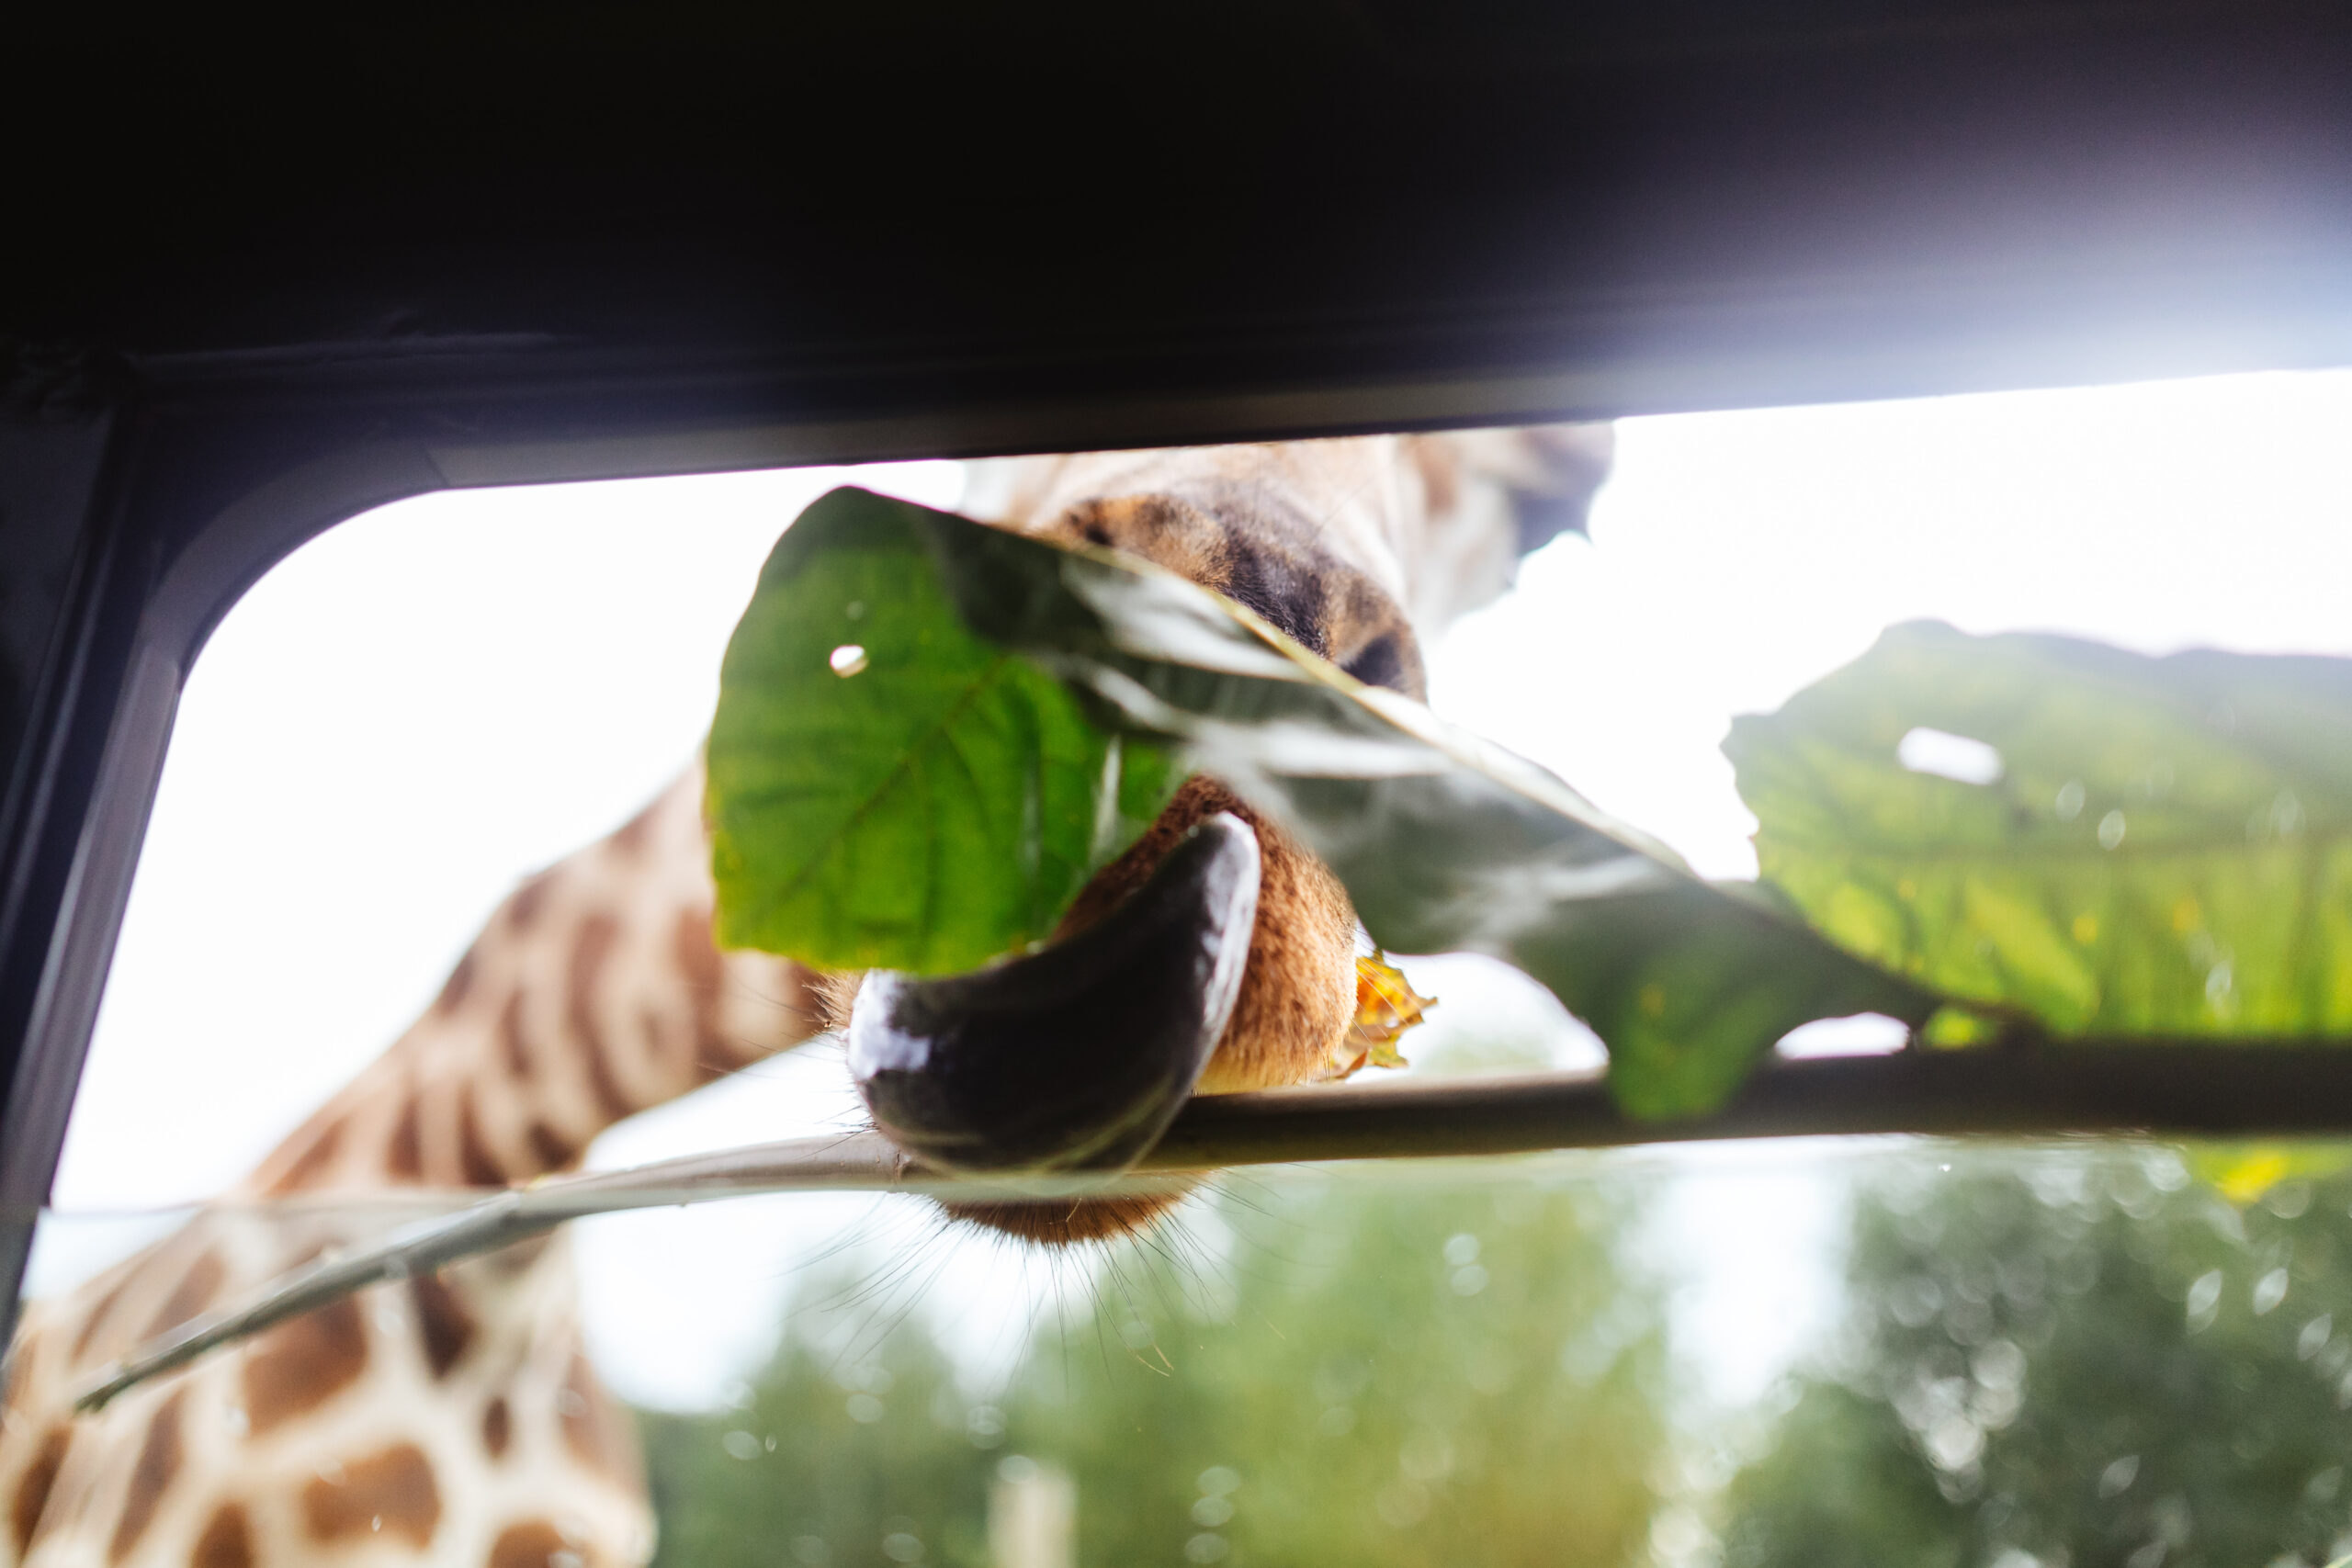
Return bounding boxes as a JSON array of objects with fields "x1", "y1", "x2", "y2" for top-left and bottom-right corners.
[
  {"x1": 2055, "y1": 780, "x2": 2086, "y2": 821},
  {"x1": 1313, "y1": 1354, "x2": 1372, "y2": 1406},
  {"x1": 1399, "y1": 1429, "x2": 1455, "y2": 1483},
  {"x1": 1925, "y1": 1414, "x2": 1984, "y2": 1472},
  {"x1": 846, "y1": 1393, "x2": 885, "y2": 1423},
  {"x1": 2186, "y1": 1269, "x2": 2223, "y2": 1329},
  {"x1": 2098, "y1": 1454, "x2": 2140, "y2": 1498},
  {"x1": 830, "y1": 644, "x2": 869, "y2": 676},
  {"x1": 1442, "y1": 1233, "x2": 1480, "y2": 1267},
  {"x1": 845, "y1": 600, "x2": 866, "y2": 620},
  {"x1": 1191, "y1": 1496, "x2": 1235, "y2": 1528},
  {"x1": 1971, "y1": 1339, "x2": 2026, "y2": 1393},
  {"x1": 2300, "y1": 1314, "x2": 2334, "y2": 1360},
  {"x1": 2254, "y1": 1267, "x2": 2290, "y2": 1315},
  {"x1": 721, "y1": 1429, "x2": 763, "y2": 1461},
  {"x1": 1198, "y1": 1466, "x2": 1241, "y2": 1497},
  {"x1": 2271, "y1": 789, "x2": 2305, "y2": 837},
  {"x1": 2098, "y1": 809, "x2": 2127, "y2": 850}
]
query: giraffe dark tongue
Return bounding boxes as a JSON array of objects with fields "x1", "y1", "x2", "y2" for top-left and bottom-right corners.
[{"x1": 847, "y1": 814, "x2": 1261, "y2": 1175}]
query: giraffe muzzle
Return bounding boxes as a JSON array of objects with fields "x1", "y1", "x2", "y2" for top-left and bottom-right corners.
[{"x1": 845, "y1": 813, "x2": 1261, "y2": 1175}]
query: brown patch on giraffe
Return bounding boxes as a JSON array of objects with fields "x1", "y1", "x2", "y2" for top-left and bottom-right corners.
[
  {"x1": 458, "y1": 1091, "x2": 507, "y2": 1188},
  {"x1": 1403, "y1": 433, "x2": 1462, "y2": 516},
  {"x1": 610, "y1": 789, "x2": 664, "y2": 860},
  {"x1": 301, "y1": 1441, "x2": 440, "y2": 1549},
  {"x1": 11, "y1": 1425, "x2": 69, "y2": 1554},
  {"x1": 241, "y1": 1295, "x2": 368, "y2": 1435},
  {"x1": 4, "y1": 1324, "x2": 43, "y2": 1415},
  {"x1": 192, "y1": 1501, "x2": 254, "y2": 1568},
  {"x1": 499, "y1": 989, "x2": 536, "y2": 1080},
  {"x1": 68, "y1": 1268, "x2": 137, "y2": 1361},
  {"x1": 558, "y1": 1351, "x2": 640, "y2": 1484},
  {"x1": 490, "y1": 1518, "x2": 586, "y2": 1568},
  {"x1": 142, "y1": 1247, "x2": 227, "y2": 1340},
  {"x1": 261, "y1": 1115, "x2": 346, "y2": 1195},
  {"x1": 479, "y1": 1231, "x2": 554, "y2": 1277},
  {"x1": 107, "y1": 1387, "x2": 185, "y2": 1562},
  {"x1": 434, "y1": 944, "x2": 481, "y2": 1016},
  {"x1": 525, "y1": 1119, "x2": 580, "y2": 1171},
  {"x1": 410, "y1": 1271, "x2": 479, "y2": 1378},
  {"x1": 388, "y1": 1092, "x2": 424, "y2": 1179},
  {"x1": 568, "y1": 913, "x2": 639, "y2": 1122},
  {"x1": 672, "y1": 908, "x2": 730, "y2": 1078},
  {"x1": 508, "y1": 867, "x2": 558, "y2": 932},
  {"x1": 481, "y1": 1395, "x2": 513, "y2": 1459}
]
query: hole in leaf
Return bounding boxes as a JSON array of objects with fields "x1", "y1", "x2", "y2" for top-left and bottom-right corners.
[
  {"x1": 1776, "y1": 1013, "x2": 1910, "y2": 1058},
  {"x1": 1897, "y1": 727, "x2": 2004, "y2": 785}
]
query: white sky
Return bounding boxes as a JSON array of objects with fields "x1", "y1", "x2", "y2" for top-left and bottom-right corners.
[{"x1": 33, "y1": 369, "x2": 2352, "y2": 1411}]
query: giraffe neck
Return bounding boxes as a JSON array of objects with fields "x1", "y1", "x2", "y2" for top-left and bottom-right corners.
[{"x1": 242, "y1": 767, "x2": 820, "y2": 1198}]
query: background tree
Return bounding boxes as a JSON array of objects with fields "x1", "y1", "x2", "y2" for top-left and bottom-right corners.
[
  {"x1": 640, "y1": 1160, "x2": 1669, "y2": 1568},
  {"x1": 1721, "y1": 1148, "x2": 2352, "y2": 1568}
]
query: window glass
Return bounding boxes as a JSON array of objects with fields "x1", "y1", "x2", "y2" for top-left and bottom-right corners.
[{"x1": 24, "y1": 373, "x2": 2352, "y2": 1568}]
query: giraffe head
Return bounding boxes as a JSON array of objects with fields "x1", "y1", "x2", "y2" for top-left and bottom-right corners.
[{"x1": 836, "y1": 433, "x2": 1612, "y2": 1240}]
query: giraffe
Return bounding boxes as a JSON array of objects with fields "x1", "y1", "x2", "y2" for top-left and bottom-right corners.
[{"x1": 0, "y1": 428, "x2": 1612, "y2": 1568}]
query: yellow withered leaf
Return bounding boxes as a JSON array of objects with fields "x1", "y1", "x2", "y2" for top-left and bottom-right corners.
[{"x1": 1344, "y1": 952, "x2": 1435, "y2": 1075}]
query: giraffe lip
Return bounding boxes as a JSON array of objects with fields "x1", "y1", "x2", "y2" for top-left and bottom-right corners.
[{"x1": 846, "y1": 813, "x2": 1261, "y2": 1176}]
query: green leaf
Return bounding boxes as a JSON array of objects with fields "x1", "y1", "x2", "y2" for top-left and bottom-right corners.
[
  {"x1": 707, "y1": 489, "x2": 1180, "y2": 974},
  {"x1": 710, "y1": 488, "x2": 1928, "y2": 1117},
  {"x1": 1727, "y1": 620, "x2": 2352, "y2": 1038}
]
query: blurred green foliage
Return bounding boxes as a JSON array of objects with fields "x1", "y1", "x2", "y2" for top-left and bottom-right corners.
[
  {"x1": 639, "y1": 1167, "x2": 1668, "y2": 1568},
  {"x1": 1722, "y1": 1147, "x2": 2352, "y2": 1568}
]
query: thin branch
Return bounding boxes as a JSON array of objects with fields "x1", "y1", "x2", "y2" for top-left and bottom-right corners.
[{"x1": 74, "y1": 1041, "x2": 2352, "y2": 1412}]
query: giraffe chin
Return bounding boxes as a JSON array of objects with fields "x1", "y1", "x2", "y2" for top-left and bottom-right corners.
[
  {"x1": 935, "y1": 1181, "x2": 1201, "y2": 1245},
  {"x1": 846, "y1": 813, "x2": 1261, "y2": 1181}
]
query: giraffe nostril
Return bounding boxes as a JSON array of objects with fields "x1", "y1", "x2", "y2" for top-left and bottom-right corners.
[{"x1": 846, "y1": 814, "x2": 1261, "y2": 1175}]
